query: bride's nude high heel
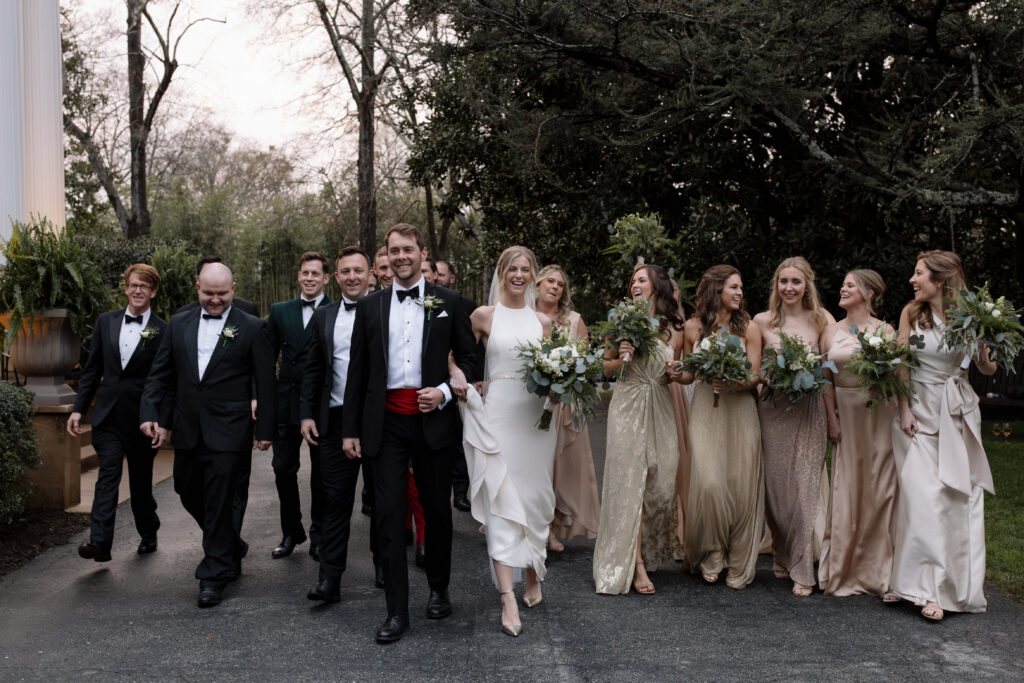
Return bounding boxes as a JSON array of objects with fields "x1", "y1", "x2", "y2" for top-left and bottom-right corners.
[{"x1": 500, "y1": 590, "x2": 522, "y2": 637}]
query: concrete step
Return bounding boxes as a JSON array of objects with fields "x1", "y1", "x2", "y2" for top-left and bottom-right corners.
[{"x1": 80, "y1": 444, "x2": 98, "y2": 473}]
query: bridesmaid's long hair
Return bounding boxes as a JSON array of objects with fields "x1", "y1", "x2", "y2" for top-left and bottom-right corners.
[
  {"x1": 493, "y1": 245, "x2": 539, "y2": 303},
  {"x1": 693, "y1": 264, "x2": 750, "y2": 339},
  {"x1": 537, "y1": 264, "x2": 574, "y2": 325},
  {"x1": 767, "y1": 256, "x2": 828, "y2": 333},
  {"x1": 630, "y1": 265, "x2": 684, "y2": 335},
  {"x1": 908, "y1": 250, "x2": 966, "y2": 330},
  {"x1": 847, "y1": 269, "x2": 885, "y2": 316}
]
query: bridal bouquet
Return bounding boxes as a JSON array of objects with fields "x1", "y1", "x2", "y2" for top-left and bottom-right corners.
[
  {"x1": 940, "y1": 283, "x2": 1024, "y2": 374},
  {"x1": 516, "y1": 328, "x2": 606, "y2": 430},
  {"x1": 841, "y1": 324, "x2": 922, "y2": 411},
  {"x1": 591, "y1": 297, "x2": 662, "y2": 368},
  {"x1": 676, "y1": 327, "x2": 752, "y2": 407},
  {"x1": 760, "y1": 332, "x2": 837, "y2": 407}
]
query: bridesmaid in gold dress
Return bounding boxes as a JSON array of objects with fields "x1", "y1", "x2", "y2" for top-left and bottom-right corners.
[
  {"x1": 535, "y1": 265, "x2": 601, "y2": 550},
  {"x1": 752, "y1": 257, "x2": 835, "y2": 597},
  {"x1": 671, "y1": 265, "x2": 764, "y2": 590},
  {"x1": 817, "y1": 269, "x2": 899, "y2": 599},
  {"x1": 593, "y1": 265, "x2": 684, "y2": 595},
  {"x1": 668, "y1": 279, "x2": 691, "y2": 557}
]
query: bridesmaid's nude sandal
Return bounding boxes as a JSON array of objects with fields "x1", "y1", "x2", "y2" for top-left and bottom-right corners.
[
  {"x1": 921, "y1": 603, "x2": 944, "y2": 621},
  {"x1": 792, "y1": 582, "x2": 813, "y2": 597},
  {"x1": 882, "y1": 592, "x2": 900, "y2": 604},
  {"x1": 547, "y1": 531, "x2": 564, "y2": 553},
  {"x1": 773, "y1": 564, "x2": 789, "y2": 579},
  {"x1": 633, "y1": 561, "x2": 656, "y2": 595},
  {"x1": 701, "y1": 571, "x2": 719, "y2": 584}
]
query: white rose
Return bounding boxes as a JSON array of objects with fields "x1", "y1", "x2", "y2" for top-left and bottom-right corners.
[
  {"x1": 699, "y1": 338, "x2": 712, "y2": 351},
  {"x1": 868, "y1": 336, "x2": 883, "y2": 347},
  {"x1": 992, "y1": 309, "x2": 1002, "y2": 318},
  {"x1": 984, "y1": 302, "x2": 995, "y2": 312},
  {"x1": 804, "y1": 353, "x2": 817, "y2": 365}
]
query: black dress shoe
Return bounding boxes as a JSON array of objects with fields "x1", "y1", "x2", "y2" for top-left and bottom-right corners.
[
  {"x1": 426, "y1": 589, "x2": 452, "y2": 619},
  {"x1": 415, "y1": 543, "x2": 427, "y2": 568},
  {"x1": 78, "y1": 543, "x2": 111, "y2": 562},
  {"x1": 405, "y1": 529, "x2": 414, "y2": 546},
  {"x1": 361, "y1": 503, "x2": 372, "y2": 516},
  {"x1": 309, "y1": 543, "x2": 320, "y2": 562},
  {"x1": 307, "y1": 578, "x2": 341, "y2": 603},
  {"x1": 374, "y1": 565, "x2": 385, "y2": 589},
  {"x1": 453, "y1": 495, "x2": 471, "y2": 512},
  {"x1": 197, "y1": 582, "x2": 225, "y2": 608},
  {"x1": 375, "y1": 615, "x2": 408, "y2": 643},
  {"x1": 137, "y1": 538, "x2": 158, "y2": 555},
  {"x1": 239, "y1": 539, "x2": 249, "y2": 558},
  {"x1": 272, "y1": 534, "x2": 306, "y2": 559},
  {"x1": 224, "y1": 565, "x2": 241, "y2": 583}
]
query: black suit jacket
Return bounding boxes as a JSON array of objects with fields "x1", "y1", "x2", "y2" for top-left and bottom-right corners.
[
  {"x1": 342, "y1": 283, "x2": 476, "y2": 458},
  {"x1": 299, "y1": 301, "x2": 345, "y2": 435},
  {"x1": 177, "y1": 298, "x2": 259, "y2": 318},
  {"x1": 140, "y1": 306, "x2": 276, "y2": 452},
  {"x1": 73, "y1": 309, "x2": 174, "y2": 433},
  {"x1": 267, "y1": 296, "x2": 330, "y2": 425}
]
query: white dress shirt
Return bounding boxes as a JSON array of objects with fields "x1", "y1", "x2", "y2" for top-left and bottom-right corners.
[
  {"x1": 329, "y1": 297, "x2": 357, "y2": 408},
  {"x1": 198, "y1": 305, "x2": 231, "y2": 380},
  {"x1": 301, "y1": 293, "x2": 325, "y2": 329},
  {"x1": 119, "y1": 308, "x2": 152, "y2": 369},
  {"x1": 387, "y1": 278, "x2": 451, "y2": 407}
]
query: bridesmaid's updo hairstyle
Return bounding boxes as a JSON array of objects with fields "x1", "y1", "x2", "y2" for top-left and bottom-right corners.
[
  {"x1": 909, "y1": 249, "x2": 966, "y2": 330},
  {"x1": 693, "y1": 264, "x2": 750, "y2": 339},
  {"x1": 767, "y1": 256, "x2": 828, "y2": 333},
  {"x1": 537, "y1": 264, "x2": 574, "y2": 324},
  {"x1": 847, "y1": 269, "x2": 885, "y2": 316},
  {"x1": 494, "y1": 245, "x2": 539, "y2": 300},
  {"x1": 630, "y1": 265, "x2": 685, "y2": 334}
]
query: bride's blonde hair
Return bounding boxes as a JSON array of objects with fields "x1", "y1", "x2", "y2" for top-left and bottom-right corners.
[{"x1": 494, "y1": 246, "x2": 539, "y2": 302}]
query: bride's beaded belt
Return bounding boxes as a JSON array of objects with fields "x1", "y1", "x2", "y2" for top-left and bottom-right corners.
[{"x1": 488, "y1": 373, "x2": 517, "y2": 381}]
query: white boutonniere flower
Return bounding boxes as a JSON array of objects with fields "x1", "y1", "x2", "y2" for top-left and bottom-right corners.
[
  {"x1": 417, "y1": 294, "x2": 445, "y2": 321},
  {"x1": 139, "y1": 326, "x2": 160, "y2": 346},
  {"x1": 219, "y1": 325, "x2": 238, "y2": 347}
]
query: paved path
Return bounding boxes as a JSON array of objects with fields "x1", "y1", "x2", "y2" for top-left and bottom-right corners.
[{"x1": 2, "y1": 411, "x2": 1023, "y2": 682}]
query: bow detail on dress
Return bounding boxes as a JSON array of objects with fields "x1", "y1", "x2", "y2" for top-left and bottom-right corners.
[{"x1": 937, "y1": 374, "x2": 994, "y2": 496}]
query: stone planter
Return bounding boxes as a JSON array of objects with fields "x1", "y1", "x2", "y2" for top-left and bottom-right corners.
[{"x1": 7, "y1": 308, "x2": 79, "y2": 405}]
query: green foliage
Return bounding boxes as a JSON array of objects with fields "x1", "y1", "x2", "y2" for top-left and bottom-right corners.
[
  {"x1": 0, "y1": 219, "x2": 114, "y2": 348},
  {"x1": 760, "y1": 331, "x2": 837, "y2": 406},
  {"x1": 516, "y1": 327, "x2": 605, "y2": 430},
  {"x1": 841, "y1": 324, "x2": 923, "y2": 412},
  {"x1": 941, "y1": 284, "x2": 1024, "y2": 374},
  {"x1": 75, "y1": 231, "x2": 166, "y2": 289},
  {"x1": 0, "y1": 381, "x2": 41, "y2": 524},
  {"x1": 591, "y1": 297, "x2": 663, "y2": 371},
  {"x1": 677, "y1": 327, "x2": 753, "y2": 397},
  {"x1": 983, "y1": 421, "x2": 1024, "y2": 602},
  {"x1": 149, "y1": 244, "x2": 199, "y2": 320}
]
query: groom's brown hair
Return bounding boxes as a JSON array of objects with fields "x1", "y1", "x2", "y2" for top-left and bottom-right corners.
[{"x1": 384, "y1": 223, "x2": 425, "y2": 250}]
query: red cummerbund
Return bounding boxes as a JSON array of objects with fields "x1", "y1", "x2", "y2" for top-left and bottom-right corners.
[{"x1": 385, "y1": 388, "x2": 420, "y2": 415}]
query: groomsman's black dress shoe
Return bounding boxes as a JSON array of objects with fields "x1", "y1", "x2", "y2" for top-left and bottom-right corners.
[
  {"x1": 197, "y1": 581, "x2": 226, "y2": 608},
  {"x1": 78, "y1": 543, "x2": 111, "y2": 562},
  {"x1": 453, "y1": 495, "x2": 471, "y2": 512},
  {"x1": 361, "y1": 503, "x2": 372, "y2": 516},
  {"x1": 375, "y1": 615, "x2": 409, "y2": 643},
  {"x1": 415, "y1": 543, "x2": 427, "y2": 568},
  {"x1": 426, "y1": 589, "x2": 452, "y2": 619},
  {"x1": 137, "y1": 538, "x2": 158, "y2": 555},
  {"x1": 374, "y1": 565, "x2": 385, "y2": 589},
  {"x1": 307, "y1": 579, "x2": 341, "y2": 603},
  {"x1": 309, "y1": 543, "x2": 320, "y2": 562},
  {"x1": 272, "y1": 534, "x2": 306, "y2": 559}
]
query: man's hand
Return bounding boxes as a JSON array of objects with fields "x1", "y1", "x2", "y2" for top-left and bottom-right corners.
[
  {"x1": 66, "y1": 412, "x2": 84, "y2": 437},
  {"x1": 417, "y1": 387, "x2": 444, "y2": 412},
  {"x1": 251, "y1": 399, "x2": 258, "y2": 421},
  {"x1": 343, "y1": 437, "x2": 362, "y2": 460},
  {"x1": 254, "y1": 440, "x2": 272, "y2": 451},
  {"x1": 300, "y1": 419, "x2": 319, "y2": 446},
  {"x1": 140, "y1": 421, "x2": 159, "y2": 440},
  {"x1": 154, "y1": 427, "x2": 170, "y2": 449}
]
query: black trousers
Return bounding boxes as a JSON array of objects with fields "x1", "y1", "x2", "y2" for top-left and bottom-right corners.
[
  {"x1": 372, "y1": 411, "x2": 453, "y2": 620},
  {"x1": 318, "y1": 407, "x2": 379, "y2": 582},
  {"x1": 89, "y1": 425, "x2": 160, "y2": 551},
  {"x1": 272, "y1": 424, "x2": 324, "y2": 542},
  {"x1": 173, "y1": 442, "x2": 245, "y2": 583}
]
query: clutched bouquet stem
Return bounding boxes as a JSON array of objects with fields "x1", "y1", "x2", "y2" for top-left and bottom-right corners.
[
  {"x1": 676, "y1": 326, "x2": 752, "y2": 407},
  {"x1": 516, "y1": 328, "x2": 607, "y2": 431}
]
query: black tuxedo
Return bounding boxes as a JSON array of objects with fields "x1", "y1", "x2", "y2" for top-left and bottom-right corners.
[
  {"x1": 177, "y1": 298, "x2": 259, "y2": 318},
  {"x1": 267, "y1": 296, "x2": 330, "y2": 544},
  {"x1": 343, "y1": 282, "x2": 475, "y2": 620},
  {"x1": 74, "y1": 308, "x2": 171, "y2": 552},
  {"x1": 300, "y1": 300, "x2": 379, "y2": 583},
  {"x1": 141, "y1": 306, "x2": 276, "y2": 584},
  {"x1": 450, "y1": 295, "x2": 479, "y2": 502}
]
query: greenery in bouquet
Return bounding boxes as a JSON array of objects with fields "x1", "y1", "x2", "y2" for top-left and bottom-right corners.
[
  {"x1": 841, "y1": 324, "x2": 923, "y2": 411},
  {"x1": 591, "y1": 297, "x2": 662, "y2": 373},
  {"x1": 516, "y1": 327, "x2": 606, "y2": 430},
  {"x1": 940, "y1": 283, "x2": 1024, "y2": 375},
  {"x1": 760, "y1": 331, "x2": 837, "y2": 407},
  {"x1": 676, "y1": 326, "x2": 752, "y2": 407}
]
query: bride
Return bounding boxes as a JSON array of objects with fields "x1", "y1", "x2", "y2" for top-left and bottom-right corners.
[{"x1": 454, "y1": 245, "x2": 556, "y2": 637}]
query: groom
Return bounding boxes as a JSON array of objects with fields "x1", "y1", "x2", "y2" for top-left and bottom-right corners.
[{"x1": 343, "y1": 223, "x2": 476, "y2": 643}]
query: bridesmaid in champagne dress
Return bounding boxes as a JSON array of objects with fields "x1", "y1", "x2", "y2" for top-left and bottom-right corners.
[
  {"x1": 891, "y1": 250, "x2": 997, "y2": 621},
  {"x1": 671, "y1": 265, "x2": 764, "y2": 590},
  {"x1": 535, "y1": 265, "x2": 601, "y2": 548},
  {"x1": 818, "y1": 270, "x2": 899, "y2": 598},
  {"x1": 668, "y1": 279, "x2": 691, "y2": 557},
  {"x1": 593, "y1": 265, "x2": 684, "y2": 595},
  {"x1": 752, "y1": 257, "x2": 835, "y2": 596}
]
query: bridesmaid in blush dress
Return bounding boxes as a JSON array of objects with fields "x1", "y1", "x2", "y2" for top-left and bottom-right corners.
[
  {"x1": 752, "y1": 257, "x2": 835, "y2": 597},
  {"x1": 817, "y1": 270, "x2": 899, "y2": 599},
  {"x1": 890, "y1": 250, "x2": 997, "y2": 621}
]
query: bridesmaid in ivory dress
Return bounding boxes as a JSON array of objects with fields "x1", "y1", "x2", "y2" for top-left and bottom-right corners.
[
  {"x1": 752, "y1": 257, "x2": 835, "y2": 597},
  {"x1": 672, "y1": 265, "x2": 764, "y2": 589},
  {"x1": 890, "y1": 250, "x2": 997, "y2": 621},
  {"x1": 818, "y1": 270, "x2": 899, "y2": 599},
  {"x1": 535, "y1": 265, "x2": 601, "y2": 550},
  {"x1": 593, "y1": 265, "x2": 684, "y2": 595}
]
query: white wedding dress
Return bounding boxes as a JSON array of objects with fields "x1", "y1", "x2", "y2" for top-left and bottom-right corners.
[{"x1": 461, "y1": 302, "x2": 557, "y2": 582}]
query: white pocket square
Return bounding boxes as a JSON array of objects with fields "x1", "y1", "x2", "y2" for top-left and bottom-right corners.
[{"x1": 437, "y1": 310, "x2": 449, "y2": 318}]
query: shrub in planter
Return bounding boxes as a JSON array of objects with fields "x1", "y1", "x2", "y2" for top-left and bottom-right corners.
[
  {"x1": 149, "y1": 243, "x2": 199, "y2": 320},
  {"x1": 0, "y1": 381, "x2": 41, "y2": 524}
]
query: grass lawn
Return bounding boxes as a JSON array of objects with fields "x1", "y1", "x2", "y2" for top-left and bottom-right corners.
[{"x1": 984, "y1": 420, "x2": 1024, "y2": 602}]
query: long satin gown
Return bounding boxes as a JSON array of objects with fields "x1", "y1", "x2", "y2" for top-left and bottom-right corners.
[
  {"x1": 669, "y1": 382, "x2": 690, "y2": 557},
  {"x1": 818, "y1": 326, "x2": 898, "y2": 596},
  {"x1": 470, "y1": 303, "x2": 558, "y2": 580},
  {"x1": 684, "y1": 365, "x2": 764, "y2": 589},
  {"x1": 550, "y1": 312, "x2": 601, "y2": 540},
  {"x1": 890, "y1": 317, "x2": 993, "y2": 612},
  {"x1": 758, "y1": 331, "x2": 828, "y2": 588},
  {"x1": 593, "y1": 340, "x2": 678, "y2": 594}
]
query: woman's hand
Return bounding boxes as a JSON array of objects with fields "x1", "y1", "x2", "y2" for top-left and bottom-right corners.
[
  {"x1": 827, "y1": 416, "x2": 841, "y2": 444},
  {"x1": 899, "y1": 406, "x2": 918, "y2": 437},
  {"x1": 618, "y1": 341, "x2": 635, "y2": 359},
  {"x1": 665, "y1": 361, "x2": 684, "y2": 383},
  {"x1": 711, "y1": 378, "x2": 742, "y2": 393}
]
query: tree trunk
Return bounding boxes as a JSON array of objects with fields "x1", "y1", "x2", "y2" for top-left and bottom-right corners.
[
  {"x1": 424, "y1": 183, "x2": 438, "y2": 256},
  {"x1": 356, "y1": 0, "x2": 377, "y2": 255},
  {"x1": 126, "y1": 0, "x2": 149, "y2": 238}
]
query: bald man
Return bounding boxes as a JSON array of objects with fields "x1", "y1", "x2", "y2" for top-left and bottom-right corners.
[{"x1": 141, "y1": 263, "x2": 276, "y2": 608}]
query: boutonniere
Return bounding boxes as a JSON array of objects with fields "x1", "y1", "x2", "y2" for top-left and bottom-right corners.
[
  {"x1": 219, "y1": 325, "x2": 238, "y2": 347},
  {"x1": 417, "y1": 294, "x2": 445, "y2": 321},
  {"x1": 139, "y1": 326, "x2": 160, "y2": 346}
]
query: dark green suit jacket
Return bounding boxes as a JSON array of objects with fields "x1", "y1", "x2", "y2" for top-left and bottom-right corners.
[{"x1": 267, "y1": 295, "x2": 331, "y2": 426}]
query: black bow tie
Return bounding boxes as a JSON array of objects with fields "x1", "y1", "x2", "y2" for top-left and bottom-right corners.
[
  {"x1": 124, "y1": 314, "x2": 143, "y2": 325},
  {"x1": 397, "y1": 286, "x2": 419, "y2": 303},
  {"x1": 343, "y1": 301, "x2": 357, "y2": 311},
  {"x1": 301, "y1": 299, "x2": 317, "y2": 307},
  {"x1": 202, "y1": 313, "x2": 222, "y2": 320}
]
